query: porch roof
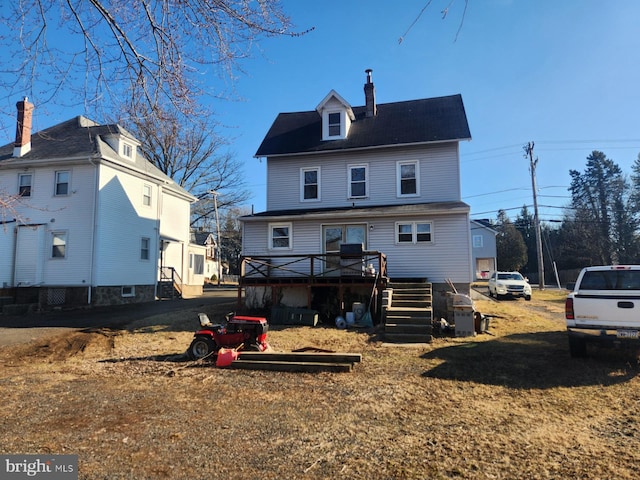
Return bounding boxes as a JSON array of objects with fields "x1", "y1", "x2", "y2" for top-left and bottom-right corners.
[{"x1": 240, "y1": 201, "x2": 470, "y2": 222}]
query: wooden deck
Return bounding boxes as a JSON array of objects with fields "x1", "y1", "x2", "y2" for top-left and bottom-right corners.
[{"x1": 237, "y1": 252, "x2": 388, "y2": 319}]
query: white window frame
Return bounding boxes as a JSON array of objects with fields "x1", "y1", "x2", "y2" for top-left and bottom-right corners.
[
  {"x1": 348, "y1": 164, "x2": 368, "y2": 199},
  {"x1": 322, "y1": 109, "x2": 346, "y2": 140},
  {"x1": 122, "y1": 142, "x2": 134, "y2": 158},
  {"x1": 473, "y1": 235, "x2": 483, "y2": 248},
  {"x1": 328, "y1": 112, "x2": 341, "y2": 137},
  {"x1": 140, "y1": 237, "x2": 150, "y2": 260},
  {"x1": 18, "y1": 173, "x2": 32, "y2": 197},
  {"x1": 269, "y1": 222, "x2": 292, "y2": 250},
  {"x1": 300, "y1": 167, "x2": 321, "y2": 202},
  {"x1": 397, "y1": 160, "x2": 420, "y2": 197},
  {"x1": 142, "y1": 184, "x2": 152, "y2": 207},
  {"x1": 51, "y1": 231, "x2": 68, "y2": 259},
  {"x1": 395, "y1": 221, "x2": 433, "y2": 244},
  {"x1": 190, "y1": 253, "x2": 204, "y2": 275},
  {"x1": 54, "y1": 170, "x2": 70, "y2": 196},
  {"x1": 121, "y1": 286, "x2": 135, "y2": 297}
]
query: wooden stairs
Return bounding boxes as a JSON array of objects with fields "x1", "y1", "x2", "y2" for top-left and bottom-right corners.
[{"x1": 383, "y1": 280, "x2": 433, "y2": 343}]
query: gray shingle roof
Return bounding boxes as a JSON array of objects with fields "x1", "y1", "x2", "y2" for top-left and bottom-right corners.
[
  {"x1": 241, "y1": 201, "x2": 470, "y2": 222},
  {"x1": 255, "y1": 94, "x2": 471, "y2": 157},
  {"x1": 0, "y1": 116, "x2": 194, "y2": 201}
]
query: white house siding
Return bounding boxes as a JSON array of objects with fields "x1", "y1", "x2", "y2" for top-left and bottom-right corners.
[
  {"x1": 93, "y1": 163, "x2": 158, "y2": 286},
  {"x1": 0, "y1": 163, "x2": 96, "y2": 286},
  {"x1": 242, "y1": 220, "x2": 323, "y2": 277},
  {"x1": 266, "y1": 143, "x2": 461, "y2": 211},
  {"x1": 159, "y1": 190, "x2": 192, "y2": 283},
  {"x1": 242, "y1": 211, "x2": 471, "y2": 283},
  {"x1": 0, "y1": 228, "x2": 15, "y2": 286},
  {"x1": 379, "y1": 214, "x2": 471, "y2": 282}
]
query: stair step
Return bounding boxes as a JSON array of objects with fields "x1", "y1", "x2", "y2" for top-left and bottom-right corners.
[
  {"x1": 391, "y1": 300, "x2": 431, "y2": 308},
  {"x1": 383, "y1": 333, "x2": 433, "y2": 344},
  {"x1": 385, "y1": 316, "x2": 432, "y2": 326},
  {"x1": 385, "y1": 323, "x2": 433, "y2": 335}
]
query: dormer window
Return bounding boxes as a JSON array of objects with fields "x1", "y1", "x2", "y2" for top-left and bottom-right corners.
[
  {"x1": 328, "y1": 112, "x2": 341, "y2": 137},
  {"x1": 316, "y1": 90, "x2": 355, "y2": 141},
  {"x1": 122, "y1": 142, "x2": 133, "y2": 158}
]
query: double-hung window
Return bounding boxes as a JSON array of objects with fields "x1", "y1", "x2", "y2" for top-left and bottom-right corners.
[
  {"x1": 143, "y1": 184, "x2": 152, "y2": 206},
  {"x1": 328, "y1": 112, "x2": 341, "y2": 137},
  {"x1": 55, "y1": 171, "x2": 70, "y2": 196},
  {"x1": 397, "y1": 160, "x2": 419, "y2": 196},
  {"x1": 301, "y1": 167, "x2": 320, "y2": 201},
  {"x1": 122, "y1": 142, "x2": 133, "y2": 158},
  {"x1": 348, "y1": 165, "x2": 368, "y2": 198},
  {"x1": 396, "y1": 221, "x2": 433, "y2": 244},
  {"x1": 51, "y1": 231, "x2": 67, "y2": 258},
  {"x1": 140, "y1": 237, "x2": 150, "y2": 260},
  {"x1": 18, "y1": 173, "x2": 32, "y2": 197},
  {"x1": 269, "y1": 223, "x2": 292, "y2": 250}
]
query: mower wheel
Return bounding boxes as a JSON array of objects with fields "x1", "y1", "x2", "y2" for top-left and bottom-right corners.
[{"x1": 188, "y1": 336, "x2": 217, "y2": 360}]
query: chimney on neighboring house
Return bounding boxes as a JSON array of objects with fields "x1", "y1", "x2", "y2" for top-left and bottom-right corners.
[
  {"x1": 13, "y1": 97, "x2": 34, "y2": 158},
  {"x1": 364, "y1": 69, "x2": 377, "y2": 118}
]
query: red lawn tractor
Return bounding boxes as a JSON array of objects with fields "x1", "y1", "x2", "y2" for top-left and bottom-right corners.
[{"x1": 187, "y1": 312, "x2": 270, "y2": 360}]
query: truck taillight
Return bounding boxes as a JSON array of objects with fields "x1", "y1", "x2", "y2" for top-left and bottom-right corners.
[{"x1": 565, "y1": 297, "x2": 574, "y2": 319}]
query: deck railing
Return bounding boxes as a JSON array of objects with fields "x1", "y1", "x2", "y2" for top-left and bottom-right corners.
[{"x1": 240, "y1": 251, "x2": 387, "y2": 283}]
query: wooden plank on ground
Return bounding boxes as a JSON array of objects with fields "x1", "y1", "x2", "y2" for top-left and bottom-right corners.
[
  {"x1": 230, "y1": 360, "x2": 353, "y2": 373},
  {"x1": 237, "y1": 352, "x2": 362, "y2": 364}
]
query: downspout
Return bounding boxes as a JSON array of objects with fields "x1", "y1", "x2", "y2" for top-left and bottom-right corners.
[
  {"x1": 87, "y1": 157, "x2": 99, "y2": 305},
  {"x1": 153, "y1": 185, "x2": 162, "y2": 300}
]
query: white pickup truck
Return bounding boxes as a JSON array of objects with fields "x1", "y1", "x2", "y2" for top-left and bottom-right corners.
[{"x1": 565, "y1": 265, "x2": 640, "y2": 357}]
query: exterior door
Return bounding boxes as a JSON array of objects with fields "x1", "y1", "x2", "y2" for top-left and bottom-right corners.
[
  {"x1": 323, "y1": 224, "x2": 366, "y2": 275},
  {"x1": 14, "y1": 224, "x2": 45, "y2": 286}
]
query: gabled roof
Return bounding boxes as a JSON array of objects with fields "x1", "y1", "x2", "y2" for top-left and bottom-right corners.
[
  {"x1": 192, "y1": 231, "x2": 216, "y2": 245},
  {"x1": 315, "y1": 90, "x2": 355, "y2": 120},
  {"x1": 255, "y1": 94, "x2": 471, "y2": 157},
  {"x1": 471, "y1": 219, "x2": 498, "y2": 234},
  {"x1": 0, "y1": 116, "x2": 194, "y2": 201}
]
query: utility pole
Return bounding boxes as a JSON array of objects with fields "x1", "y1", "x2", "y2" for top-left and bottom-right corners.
[
  {"x1": 209, "y1": 190, "x2": 222, "y2": 287},
  {"x1": 525, "y1": 142, "x2": 545, "y2": 290}
]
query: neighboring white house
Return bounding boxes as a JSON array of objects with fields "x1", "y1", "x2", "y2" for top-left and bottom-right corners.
[
  {"x1": 0, "y1": 98, "x2": 201, "y2": 309},
  {"x1": 470, "y1": 219, "x2": 498, "y2": 280},
  {"x1": 192, "y1": 231, "x2": 220, "y2": 281},
  {"x1": 240, "y1": 70, "x2": 473, "y2": 316}
]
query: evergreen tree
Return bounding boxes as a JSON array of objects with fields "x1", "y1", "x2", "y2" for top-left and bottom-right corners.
[
  {"x1": 495, "y1": 210, "x2": 528, "y2": 271},
  {"x1": 515, "y1": 205, "x2": 537, "y2": 274},
  {"x1": 568, "y1": 150, "x2": 639, "y2": 264}
]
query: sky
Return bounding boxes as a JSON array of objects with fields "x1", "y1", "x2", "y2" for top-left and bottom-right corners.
[{"x1": 1, "y1": 0, "x2": 640, "y2": 224}]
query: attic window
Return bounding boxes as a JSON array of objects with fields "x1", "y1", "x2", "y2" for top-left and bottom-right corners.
[
  {"x1": 122, "y1": 142, "x2": 133, "y2": 158},
  {"x1": 328, "y1": 113, "x2": 341, "y2": 137}
]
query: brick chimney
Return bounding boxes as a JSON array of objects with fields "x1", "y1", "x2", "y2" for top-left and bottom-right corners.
[
  {"x1": 13, "y1": 97, "x2": 34, "y2": 158},
  {"x1": 364, "y1": 69, "x2": 377, "y2": 118}
]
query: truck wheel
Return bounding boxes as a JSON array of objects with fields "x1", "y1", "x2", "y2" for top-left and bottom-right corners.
[
  {"x1": 525, "y1": 295, "x2": 531, "y2": 301},
  {"x1": 568, "y1": 336, "x2": 587, "y2": 358},
  {"x1": 188, "y1": 337, "x2": 217, "y2": 360}
]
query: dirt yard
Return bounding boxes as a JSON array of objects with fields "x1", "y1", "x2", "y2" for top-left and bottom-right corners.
[{"x1": 1, "y1": 290, "x2": 639, "y2": 479}]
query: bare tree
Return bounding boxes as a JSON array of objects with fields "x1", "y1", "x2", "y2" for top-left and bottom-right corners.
[
  {"x1": 0, "y1": 190, "x2": 22, "y2": 229},
  {"x1": 399, "y1": 0, "x2": 469, "y2": 44},
  {"x1": 0, "y1": 1, "x2": 312, "y2": 120},
  {"x1": 117, "y1": 103, "x2": 249, "y2": 225}
]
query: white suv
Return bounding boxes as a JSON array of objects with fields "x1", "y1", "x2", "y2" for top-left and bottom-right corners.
[{"x1": 488, "y1": 271, "x2": 532, "y2": 301}]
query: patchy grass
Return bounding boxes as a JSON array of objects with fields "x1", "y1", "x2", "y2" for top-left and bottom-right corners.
[{"x1": 1, "y1": 293, "x2": 640, "y2": 479}]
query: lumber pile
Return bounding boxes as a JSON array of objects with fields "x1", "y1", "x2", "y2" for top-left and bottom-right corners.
[{"x1": 230, "y1": 351, "x2": 362, "y2": 373}]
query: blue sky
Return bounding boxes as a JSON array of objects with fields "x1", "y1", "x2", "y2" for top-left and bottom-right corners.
[{"x1": 2, "y1": 0, "x2": 640, "y2": 223}]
